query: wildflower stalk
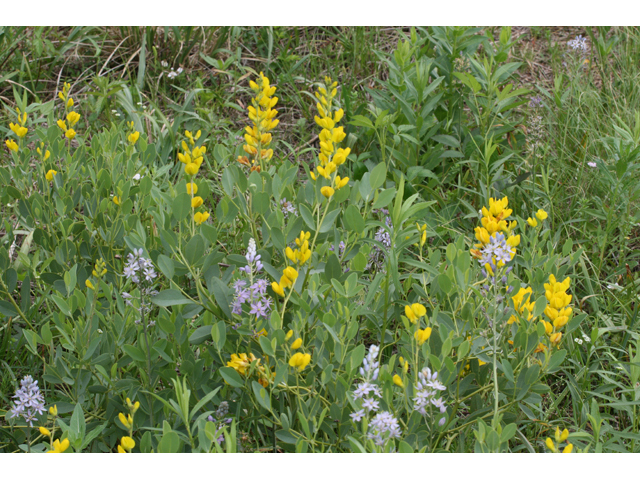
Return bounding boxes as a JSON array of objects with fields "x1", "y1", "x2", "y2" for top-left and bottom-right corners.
[
  {"x1": 300, "y1": 199, "x2": 331, "y2": 293},
  {"x1": 139, "y1": 289, "x2": 155, "y2": 428}
]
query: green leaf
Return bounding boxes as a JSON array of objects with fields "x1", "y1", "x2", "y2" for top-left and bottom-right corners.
[
  {"x1": 157, "y1": 431, "x2": 181, "y2": 453},
  {"x1": 299, "y1": 203, "x2": 316, "y2": 231},
  {"x1": 219, "y1": 366, "x2": 244, "y2": 387},
  {"x1": 157, "y1": 255, "x2": 175, "y2": 280},
  {"x1": 122, "y1": 344, "x2": 146, "y2": 363},
  {"x1": 0, "y1": 300, "x2": 18, "y2": 317},
  {"x1": 172, "y1": 193, "x2": 191, "y2": 222},
  {"x1": 70, "y1": 403, "x2": 86, "y2": 442},
  {"x1": 372, "y1": 187, "x2": 396, "y2": 210},
  {"x1": 252, "y1": 381, "x2": 271, "y2": 411},
  {"x1": 151, "y1": 289, "x2": 194, "y2": 307},
  {"x1": 189, "y1": 325, "x2": 212, "y2": 345},
  {"x1": 324, "y1": 254, "x2": 342, "y2": 282},
  {"x1": 369, "y1": 162, "x2": 387, "y2": 191},
  {"x1": 185, "y1": 234, "x2": 205, "y2": 266},
  {"x1": 343, "y1": 205, "x2": 364, "y2": 234},
  {"x1": 208, "y1": 277, "x2": 232, "y2": 320}
]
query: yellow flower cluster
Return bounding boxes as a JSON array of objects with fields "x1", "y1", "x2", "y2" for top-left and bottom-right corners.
[
  {"x1": 57, "y1": 82, "x2": 80, "y2": 140},
  {"x1": 545, "y1": 427, "x2": 572, "y2": 453},
  {"x1": 507, "y1": 287, "x2": 534, "y2": 324},
  {"x1": 289, "y1": 352, "x2": 311, "y2": 371},
  {"x1": 5, "y1": 107, "x2": 29, "y2": 152},
  {"x1": 470, "y1": 197, "x2": 520, "y2": 268},
  {"x1": 416, "y1": 223, "x2": 427, "y2": 248},
  {"x1": 237, "y1": 72, "x2": 279, "y2": 172},
  {"x1": 227, "y1": 352, "x2": 271, "y2": 387},
  {"x1": 271, "y1": 266, "x2": 298, "y2": 297},
  {"x1": 309, "y1": 77, "x2": 350, "y2": 199},
  {"x1": 393, "y1": 357, "x2": 410, "y2": 388},
  {"x1": 542, "y1": 275, "x2": 573, "y2": 347},
  {"x1": 177, "y1": 130, "x2": 210, "y2": 226},
  {"x1": 285, "y1": 231, "x2": 312, "y2": 266},
  {"x1": 527, "y1": 208, "x2": 548, "y2": 228},
  {"x1": 86, "y1": 258, "x2": 108, "y2": 290}
]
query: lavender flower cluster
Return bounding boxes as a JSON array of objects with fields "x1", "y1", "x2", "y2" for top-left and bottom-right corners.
[
  {"x1": 231, "y1": 239, "x2": 272, "y2": 320},
  {"x1": 279, "y1": 198, "x2": 298, "y2": 219},
  {"x1": 349, "y1": 345, "x2": 402, "y2": 446},
  {"x1": 568, "y1": 35, "x2": 588, "y2": 54},
  {"x1": 367, "y1": 209, "x2": 393, "y2": 272},
  {"x1": 123, "y1": 248, "x2": 157, "y2": 284},
  {"x1": 9, "y1": 375, "x2": 46, "y2": 426},
  {"x1": 207, "y1": 401, "x2": 232, "y2": 443},
  {"x1": 413, "y1": 367, "x2": 448, "y2": 426},
  {"x1": 478, "y1": 233, "x2": 513, "y2": 274}
]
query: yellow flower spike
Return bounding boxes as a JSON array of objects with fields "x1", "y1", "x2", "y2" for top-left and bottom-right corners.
[
  {"x1": 414, "y1": 327, "x2": 432, "y2": 346},
  {"x1": 47, "y1": 438, "x2": 70, "y2": 453},
  {"x1": 321, "y1": 186, "x2": 335, "y2": 198},
  {"x1": 65, "y1": 129, "x2": 76, "y2": 140},
  {"x1": 526, "y1": 217, "x2": 538, "y2": 227},
  {"x1": 128, "y1": 131, "x2": 140, "y2": 145},
  {"x1": 5, "y1": 139, "x2": 19, "y2": 152},
  {"x1": 85, "y1": 279, "x2": 95, "y2": 290},
  {"x1": 194, "y1": 211, "x2": 210, "y2": 225},
  {"x1": 185, "y1": 162, "x2": 199, "y2": 176},
  {"x1": 49, "y1": 405, "x2": 58, "y2": 416},
  {"x1": 546, "y1": 437, "x2": 557, "y2": 452},
  {"x1": 271, "y1": 282, "x2": 285, "y2": 297},
  {"x1": 120, "y1": 436, "x2": 135, "y2": 452},
  {"x1": 562, "y1": 443, "x2": 573, "y2": 453},
  {"x1": 536, "y1": 209, "x2": 548, "y2": 221},
  {"x1": 39, "y1": 427, "x2": 51, "y2": 437},
  {"x1": 113, "y1": 196, "x2": 121, "y2": 206},
  {"x1": 66, "y1": 111, "x2": 80, "y2": 126},
  {"x1": 45, "y1": 169, "x2": 57, "y2": 182},
  {"x1": 291, "y1": 338, "x2": 303, "y2": 350},
  {"x1": 191, "y1": 196, "x2": 203, "y2": 208},
  {"x1": 392, "y1": 374, "x2": 404, "y2": 388},
  {"x1": 186, "y1": 182, "x2": 198, "y2": 195}
]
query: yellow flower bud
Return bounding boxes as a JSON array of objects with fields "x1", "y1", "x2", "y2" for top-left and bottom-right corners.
[
  {"x1": 113, "y1": 196, "x2": 121, "y2": 206},
  {"x1": 191, "y1": 196, "x2": 204, "y2": 208},
  {"x1": 49, "y1": 405, "x2": 58, "y2": 416},
  {"x1": 65, "y1": 129, "x2": 76, "y2": 140},
  {"x1": 45, "y1": 169, "x2": 57, "y2": 182},
  {"x1": 414, "y1": 327, "x2": 432, "y2": 346},
  {"x1": 186, "y1": 182, "x2": 198, "y2": 195},
  {"x1": 392, "y1": 374, "x2": 404, "y2": 388},
  {"x1": 546, "y1": 437, "x2": 556, "y2": 452},
  {"x1": 6, "y1": 139, "x2": 19, "y2": 152},
  {"x1": 120, "y1": 436, "x2": 135, "y2": 451},
  {"x1": 291, "y1": 338, "x2": 303, "y2": 350},
  {"x1": 85, "y1": 279, "x2": 95, "y2": 290},
  {"x1": 285, "y1": 330, "x2": 293, "y2": 341},
  {"x1": 560, "y1": 429, "x2": 569, "y2": 442},
  {"x1": 39, "y1": 427, "x2": 51, "y2": 437},
  {"x1": 66, "y1": 111, "x2": 80, "y2": 126},
  {"x1": 562, "y1": 443, "x2": 573, "y2": 453},
  {"x1": 526, "y1": 217, "x2": 538, "y2": 227},
  {"x1": 185, "y1": 162, "x2": 199, "y2": 176}
]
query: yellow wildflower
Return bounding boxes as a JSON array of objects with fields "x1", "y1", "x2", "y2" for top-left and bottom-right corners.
[
  {"x1": 289, "y1": 352, "x2": 311, "y2": 371},
  {"x1": 47, "y1": 438, "x2": 70, "y2": 453},
  {"x1": 404, "y1": 303, "x2": 426, "y2": 323},
  {"x1": 6, "y1": 139, "x2": 18, "y2": 152},
  {"x1": 186, "y1": 182, "x2": 198, "y2": 195},
  {"x1": 414, "y1": 327, "x2": 432, "y2": 346},
  {"x1": 194, "y1": 211, "x2": 210, "y2": 225},
  {"x1": 321, "y1": 186, "x2": 335, "y2": 198},
  {"x1": 113, "y1": 196, "x2": 121, "y2": 206},
  {"x1": 128, "y1": 131, "x2": 140, "y2": 145},
  {"x1": 120, "y1": 436, "x2": 135, "y2": 452},
  {"x1": 291, "y1": 338, "x2": 303, "y2": 350},
  {"x1": 536, "y1": 209, "x2": 548, "y2": 221},
  {"x1": 39, "y1": 427, "x2": 51, "y2": 437},
  {"x1": 227, "y1": 353, "x2": 260, "y2": 376},
  {"x1": 527, "y1": 217, "x2": 538, "y2": 227},
  {"x1": 392, "y1": 374, "x2": 404, "y2": 388},
  {"x1": 191, "y1": 196, "x2": 203, "y2": 208},
  {"x1": 45, "y1": 169, "x2": 57, "y2": 182}
]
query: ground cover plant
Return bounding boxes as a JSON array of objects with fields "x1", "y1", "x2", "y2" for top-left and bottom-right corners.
[{"x1": 1, "y1": 26, "x2": 640, "y2": 453}]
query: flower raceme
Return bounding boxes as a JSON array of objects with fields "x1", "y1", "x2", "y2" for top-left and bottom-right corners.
[
  {"x1": 309, "y1": 77, "x2": 350, "y2": 198},
  {"x1": 507, "y1": 287, "x2": 535, "y2": 324},
  {"x1": 285, "y1": 231, "x2": 312, "y2": 266},
  {"x1": 227, "y1": 352, "x2": 271, "y2": 387},
  {"x1": 237, "y1": 72, "x2": 279, "y2": 172},
  {"x1": 543, "y1": 275, "x2": 573, "y2": 346}
]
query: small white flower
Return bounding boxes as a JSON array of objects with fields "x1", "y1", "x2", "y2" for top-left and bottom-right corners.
[
  {"x1": 588, "y1": 161, "x2": 597, "y2": 168},
  {"x1": 97, "y1": 329, "x2": 103, "y2": 334},
  {"x1": 161, "y1": 60, "x2": 168, "y2": 68},
  {"x1": 136, "y1": 102, "x2": 142, "y2": 106},
  {"x1": 132, "y1": 173, "x2": 141, "y2": 181},
  {"x1": 177, "y1": 67, "x2": 183, "y2": 74},
  {"x1": 575, "y1": 338, "x2": 583, "y2": 345}
]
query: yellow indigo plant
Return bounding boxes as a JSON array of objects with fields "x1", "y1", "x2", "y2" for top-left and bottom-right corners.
[
  {"x1": 237, "y1": 72, "x2": 279, "y2": 173},
  {"x1": 177, "y1": 129, "x2": 210, "y2": 231},
  {"x1": 56, "y1": 82, "x2": 80, "y2": 141}
]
